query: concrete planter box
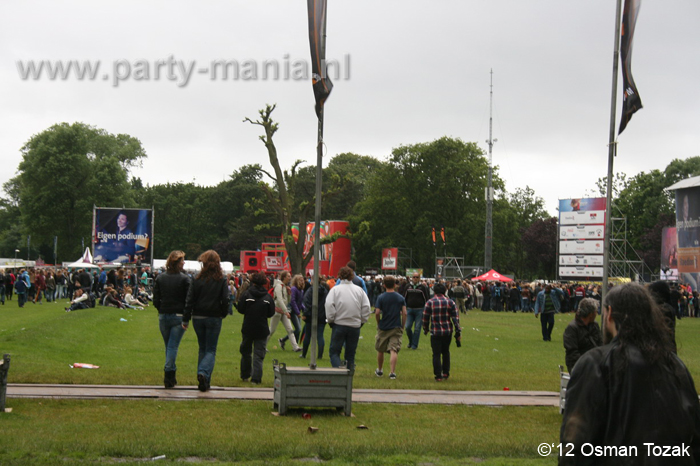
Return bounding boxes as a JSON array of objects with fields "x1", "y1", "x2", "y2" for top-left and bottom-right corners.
[{"x1": 273, "y1": 360, "x2": 354, "y2": 416}]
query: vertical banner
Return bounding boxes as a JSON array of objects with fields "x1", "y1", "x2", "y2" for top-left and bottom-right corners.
[
  {"x1": 307, "y1": 0, "x2": 333, "y2": 118},
  {"x1": 660, "y1": 227, "x2": 678, "y2": 280},
  {"x1": 381, "y1": 248, "x2": 398, "y2": 270},
  {"x1": 431, "y1": 227, "x2": 436, "y2": 246},
  {"x1": 93, "y1": 208, "x2": 153, "y2": 264},
  {"x1": 618, "y1": 0, "x2": 643, "y2": 134}
]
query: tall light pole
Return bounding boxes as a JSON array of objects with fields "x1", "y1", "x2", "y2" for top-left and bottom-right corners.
[
  {"x1": 484, "y1": 69, "x2": 497, "y2": 271},
  {"x1": 14, "y1": 249, "x2": 19, "y2": 271}
]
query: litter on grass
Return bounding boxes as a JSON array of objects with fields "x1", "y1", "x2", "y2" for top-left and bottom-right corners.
[
  {"x1": 71, "y1": 363, "x2": 100, "y2": 369},
  {"x1": 120, "y1": 318, "x2": 128, "y2": 322}
]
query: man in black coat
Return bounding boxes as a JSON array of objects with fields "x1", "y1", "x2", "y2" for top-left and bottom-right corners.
[
  {"x1": 562, "y1": 297, "x2": 602, "y2": 373},
  {"x1": 238, "y1": 272, "x2": 276, "y2": 384}
]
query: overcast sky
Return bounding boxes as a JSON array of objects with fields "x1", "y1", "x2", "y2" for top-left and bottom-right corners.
[{"x1": 1, "y1": 0, "x2": 699, "y2": 217}]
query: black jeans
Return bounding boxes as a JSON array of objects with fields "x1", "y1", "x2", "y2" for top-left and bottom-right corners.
[
  {"x1": 430, "y1": 334, "x2": 452, "y2": 379},
  {"x1": 540, "y1": 312, "x2": 554, "y2": 341}
]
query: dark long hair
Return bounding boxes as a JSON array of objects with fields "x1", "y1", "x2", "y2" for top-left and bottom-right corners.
[
  {"x1": 197, "y1": 250, "x2": 223, "y2": 282},
  {"x1": 603, "y1": 283, "x2": 673, "y2": 367}
]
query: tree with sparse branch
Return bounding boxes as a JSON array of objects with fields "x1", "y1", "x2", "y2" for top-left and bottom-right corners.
[{"x1": 244, "y1": 104, "x2": 341, "y2": 275}]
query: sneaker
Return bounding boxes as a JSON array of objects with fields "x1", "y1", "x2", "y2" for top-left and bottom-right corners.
[
  {"x1": 442, "y1": 374, "x2": 450, "y2": 380},
  {"x1": 251, "y1": 379, "x2": 261, "y2": 385},
  {"x1": 279, "y1": 338, "x2": 286, "y2": 350},
  {"x1": 293, "y1": 347, "x2": 302, "y2": 353},
  {"x1": 435, "y1": 377, "x2": 443, "y2": 382},
  {"x1": 389, "y1": 373, "x2": 396, "y2": 380},
  {"x1": 375, "y1": 368, "x2": 383, "y2": 377},
  {"x1": 197, "y1": 374, "x2": 209, "y2": 392}
]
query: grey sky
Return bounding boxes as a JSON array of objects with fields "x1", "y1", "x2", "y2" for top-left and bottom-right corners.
[{"x1": 1, "y1": 0, "x2": 698, "y2": 217}]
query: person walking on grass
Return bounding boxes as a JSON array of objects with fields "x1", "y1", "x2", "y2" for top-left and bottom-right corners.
[
  {"x1": 183, "y1": 250, "x2": 230, "y2": 392},
  {"x1": 279, "y1": 274, "x2": 304, "y2": 351},
  {"x1": 153, "y1": 250, "x2": 191, "y2": 389},
  {"x1": 326, "y1": 266, "x2": 371, "y2": 370},
  {"x1": 422, "y1": 282, "x2": 461, "y2": 382},
  {"x1": 238, "y1": 272, "x2": 276, "y2": 384},
  {"x1": 269, "y1": 271, "x2": 302, "y2": 352},
  {"x1": 535, "y1": 283, "x2": 564, "y2": 342},
  {"x1": 374, "y1": 276, "x2": 406, "y2": 380}
]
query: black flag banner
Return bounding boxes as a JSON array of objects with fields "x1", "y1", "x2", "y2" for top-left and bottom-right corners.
[
  {"x1": 618, "y1": 0, "x2": 643, "y2": 135},
  {"x1": 307, "y1": 0, "x2": 333, "y2": 118}
]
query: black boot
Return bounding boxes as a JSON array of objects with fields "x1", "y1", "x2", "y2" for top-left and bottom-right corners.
[{"x1": 164, "y1": 370, "x2": 177, "y2": 389}]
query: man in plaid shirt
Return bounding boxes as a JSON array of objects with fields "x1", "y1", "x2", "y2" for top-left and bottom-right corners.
[{"x1": 422, "y1": 282, "x2": 461, "y2": 381}]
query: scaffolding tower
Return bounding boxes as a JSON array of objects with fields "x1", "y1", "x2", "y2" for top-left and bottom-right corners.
[{"x1": 608, "y1": 215, "x2": 655, "y2": 283}]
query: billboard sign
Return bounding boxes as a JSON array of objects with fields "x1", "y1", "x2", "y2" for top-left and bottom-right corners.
[
  {"x1": 382, "y1": 248, "x2": 398, "y2": 270},
  {"x1": 675, "y1": 187, "x2": 700, "y2": 273},
  {"x1": 93, "y1": 208, "x2": 153, "y2": 264}
]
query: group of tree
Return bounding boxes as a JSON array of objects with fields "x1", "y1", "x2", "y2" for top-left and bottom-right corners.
[{"x1": 2, "y1": 110, "x2": 695, "y2": 279}]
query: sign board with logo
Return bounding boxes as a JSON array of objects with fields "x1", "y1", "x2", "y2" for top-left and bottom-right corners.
[
  {"x1": 558, "y1": 198, "x2": 606, "y2": 280},
  {"x1": 381, "y1": 248, "x2": 398, "y2": 270}
]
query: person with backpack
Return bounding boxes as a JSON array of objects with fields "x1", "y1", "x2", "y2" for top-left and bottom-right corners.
[
  {"x1": 238, "y1": 272, "x2": 276, "y2": 384},
  {"x1": 300, "y1": 279, "x2": 329, "y2": 359},
  {"x1": 15, "y1": 269, "x2": 29, "y2": 308}
]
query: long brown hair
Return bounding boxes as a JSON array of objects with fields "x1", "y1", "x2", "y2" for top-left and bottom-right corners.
[
  {"x1": 166, "y1": 250, "x2": 185, "y2": 273},
  {"x1": 197, "y1": 250, "x2": 223, "y2": 282}
]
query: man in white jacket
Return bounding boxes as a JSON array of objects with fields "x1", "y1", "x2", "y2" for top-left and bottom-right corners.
[{"x1": 325, "y1": 266, "x2": 371, "y2": 370}]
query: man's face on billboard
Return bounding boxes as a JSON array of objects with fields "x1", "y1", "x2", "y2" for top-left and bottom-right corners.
[{"x1": 117, "y1": 214, "x2": 128, "y2": 230}]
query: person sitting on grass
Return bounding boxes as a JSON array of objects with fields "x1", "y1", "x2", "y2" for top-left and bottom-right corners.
[
  {"x1": 124, "y1": 286, "x2": 148, "y2": 309},
  {"x1": 374, "y1": 275, "x2": 407, "y2": 380},
  {"x1": 65, "y1": 288, "x2": 90, "y2": 312}
]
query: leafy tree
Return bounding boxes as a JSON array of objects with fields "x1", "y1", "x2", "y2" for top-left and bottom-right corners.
[
  {"x1": 352, "y1": 137, "x2": 498, "y2": 275},
  {"x1": 134, "y1": 182, "x2": 214, "y2": 261},
  {"x1": 12, "y1": 122, "x2": 146, "y2": 261},
  {"x1": 521, "y1": 217, "x2": 558, "y2": 279}
]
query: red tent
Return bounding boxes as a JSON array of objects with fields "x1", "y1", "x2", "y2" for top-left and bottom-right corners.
[{"x1": 473, "y1": 269, "x2": 512, "y2": 282}]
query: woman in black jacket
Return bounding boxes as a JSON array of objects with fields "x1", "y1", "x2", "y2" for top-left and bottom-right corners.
[
  {"x1": 153, "y1": 250, "x2": 190, "y2": 388},
  {"x1": 183, "y1": 250, "x2": 229, "y2": 392}
]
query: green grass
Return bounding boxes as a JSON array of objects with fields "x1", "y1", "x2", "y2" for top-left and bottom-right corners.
[
  {"x1": 0, "y1": 399, "x2": 559, "y2": 465},
  {"x1": 1, "y1": 299, "x2": 699, "y2": 464}
]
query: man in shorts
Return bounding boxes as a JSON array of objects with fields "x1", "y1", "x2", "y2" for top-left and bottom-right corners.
[{"x1": 374, "y1": 276, "x2": 407, "y2": 380}]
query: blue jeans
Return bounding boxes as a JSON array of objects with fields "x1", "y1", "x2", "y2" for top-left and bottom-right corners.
[
  {"x1": 302, "y1": 321, "x2": 326, "y2": 358},
  {"x1": 18, "y1": 292, "x2": 27, "y2": 308},
  {"x1": 192, "y1": 317, "x2": 223, "y2": 382},
  {"x1": 159, "y1": 314, "x2": 186, "y2": 372},
  {"x1": 0, "y1": 285, "x2": 5, "y2": 304},
  {"x1": 405, "y1": 308, "x2": 423, "y2": 349},
  {"x1": 329, "y1": 324, "x2": 360, "y2": 370},
  {"x1": 521, "y1": 297, "x2": 531, "y2": 312}
]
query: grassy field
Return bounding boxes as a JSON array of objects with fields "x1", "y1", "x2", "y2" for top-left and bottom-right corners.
[{"x1": 1, "y1": 298, "x2": 698, "y2": 464}]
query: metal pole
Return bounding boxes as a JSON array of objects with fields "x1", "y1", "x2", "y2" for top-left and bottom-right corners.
[
  {"x1": 603, "y1": 0, "x2": 623, "y2": 301},
  {"x1": 309, "y1": 107, "x2": 324, "y2": 370},
  {"x1": 484, "y1": 69, "x2": 495, "y2": 271}
]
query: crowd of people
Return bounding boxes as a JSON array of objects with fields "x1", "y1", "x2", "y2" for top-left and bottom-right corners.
[{"x1": 4, "y1": 256, "x2": 700, "y2": 460}]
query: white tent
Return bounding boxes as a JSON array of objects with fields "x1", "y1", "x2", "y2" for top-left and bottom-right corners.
[
  {"x1": 152, "y1": 259, "x2": 234, "y2": 274},
  {"x1": 66, "y1": 247, "x2": 100, "y2": 269}
]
